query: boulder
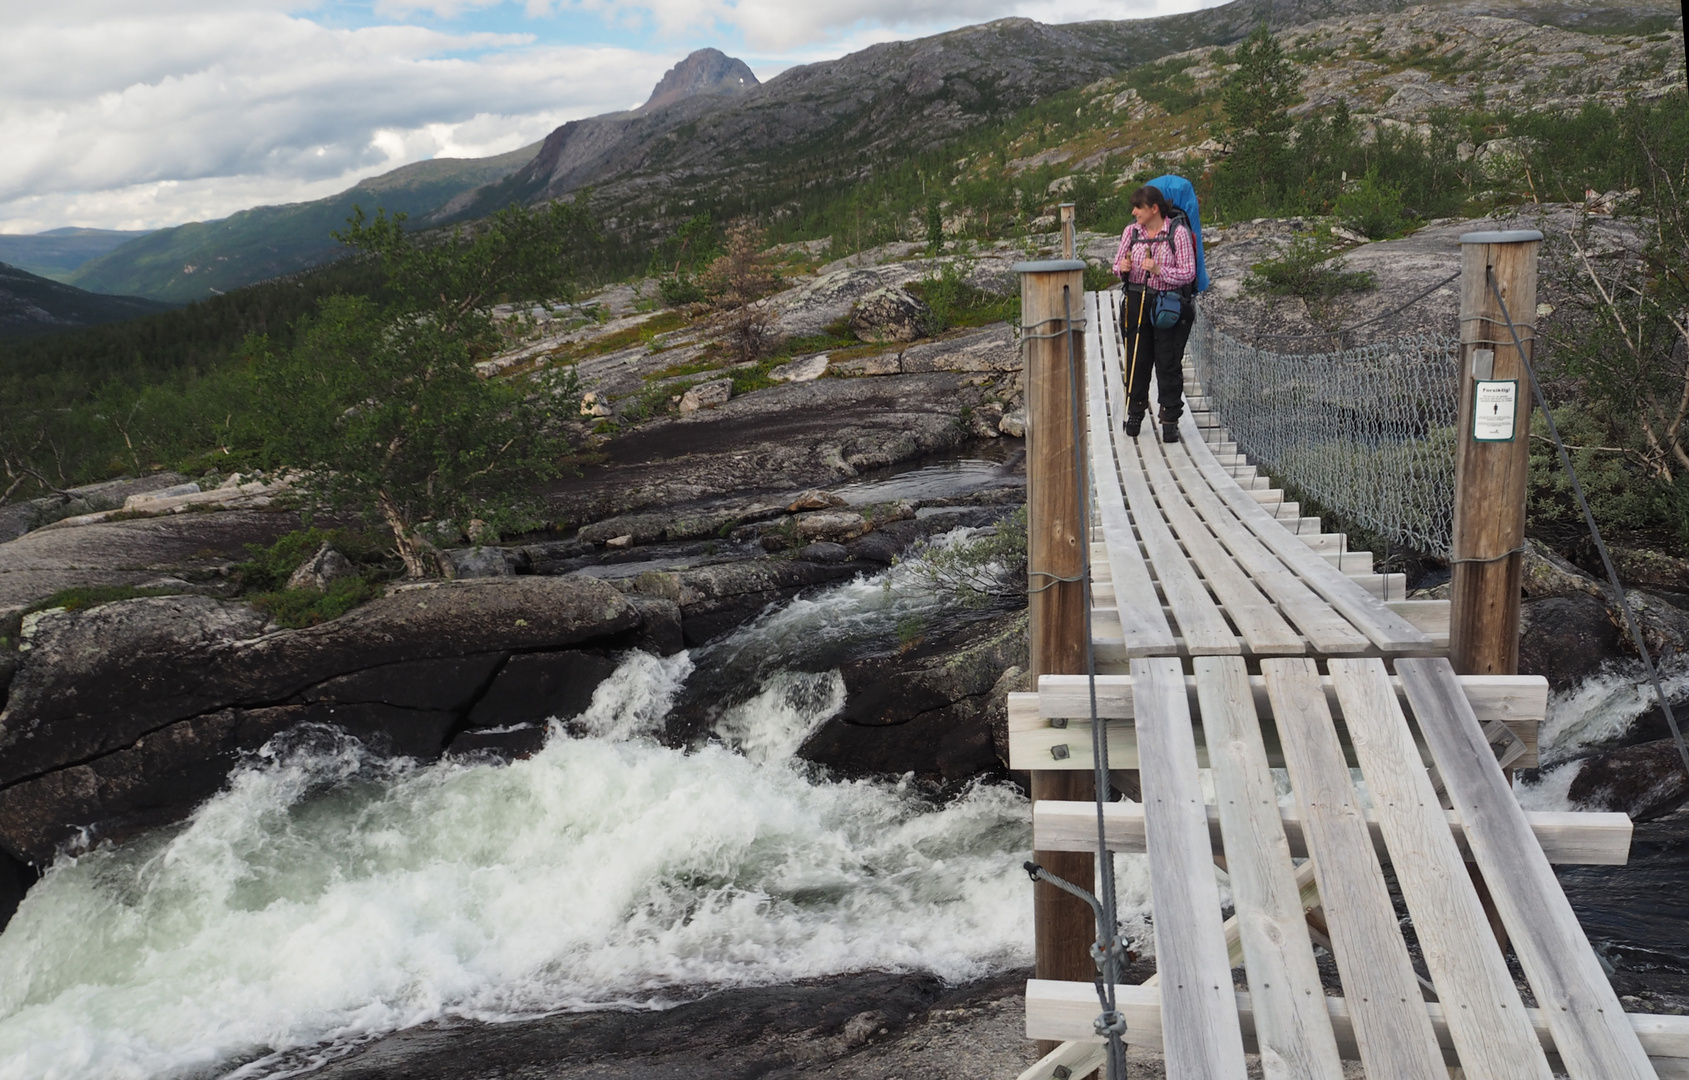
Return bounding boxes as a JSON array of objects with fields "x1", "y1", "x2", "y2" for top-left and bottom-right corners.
[
  {"x1": 794, "y1": 510, "x2": 869, "y2": 543},
  {"x1": 849, "y1": 287, "x2": 933, "y2": 344},
  {"x1": 679, "y1": 379, "x2": 733, "y2": 414},
  {"x1": 799, "y1": 611, "x2": 1026, "y2": 781},
  {"x1": 787, "y1": 489, "x2": 848, "y2": 512},
  {"x1": 466, "y1": 651, "x2": 620, "y2": 728},
  {"x1": 1566, "y1": 737, "x2": 1689, "y2": 821},
  {"x1": 798, "y1": 542, "x2": 850, "y2": 564},
  {"x1": 447, "y1": 546, "x2": 526, "y2": 578},
  {"x1": 286, "y1": 542, "x2": 358, "y2": 591},
  {"x1": 1522, "y1": 538, "x2": 1605, "y2": 599},
  {"x1": 998, "y1": 410, "x2": 1026, "y2": 437},
  {"x1": 769, "y1": 354, "x2": 829, "y2": 383},
  {"x1": 1519, "y1": 593, "x2": 1626, "y2": 692}
]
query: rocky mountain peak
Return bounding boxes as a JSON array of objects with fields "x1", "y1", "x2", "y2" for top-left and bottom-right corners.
[{"x1": 642, "y1": 48, "x2": 759, "y2": 112}]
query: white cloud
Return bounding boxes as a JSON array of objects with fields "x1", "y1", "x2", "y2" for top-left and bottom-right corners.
[
  {"x1": 0, "y1": 1, "x2": 667, "y2": 231},
  {"x1": 0, "y1": 0, "x2": 1229, "y2": 233}
]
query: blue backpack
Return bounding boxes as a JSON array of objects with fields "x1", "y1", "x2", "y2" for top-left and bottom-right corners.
[{"x1": 1147, "y1": 173, "x2": 1209, "y2": 294}]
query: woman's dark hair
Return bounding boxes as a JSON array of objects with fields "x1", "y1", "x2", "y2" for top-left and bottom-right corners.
[{"x1": 1129, "y1": 185, "x2": 1173, "y2": 219}]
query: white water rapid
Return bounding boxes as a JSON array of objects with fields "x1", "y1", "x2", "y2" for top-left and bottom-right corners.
[{"x1": 0, "y1": 546, "x2": 1149, "y2": 1080}]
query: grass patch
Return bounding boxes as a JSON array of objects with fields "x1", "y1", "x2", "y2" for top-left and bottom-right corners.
[
  {"x1": 247, "y1": 577, "x2": 381, "y2": 629},
  {"x1": 546, "y1": 309, "x2": 694, "y2": 364},
  {"x1": 22, "y1": 584, "x2": 192, "y2": 619},
  {"x1": 1245, "y1": 233, "x2": 1377, "y2": 307}
]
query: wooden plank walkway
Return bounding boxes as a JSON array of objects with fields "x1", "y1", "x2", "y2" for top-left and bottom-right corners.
[{"x1": 1017, "y1": 290, "x2": 1668, "y2": 1080}]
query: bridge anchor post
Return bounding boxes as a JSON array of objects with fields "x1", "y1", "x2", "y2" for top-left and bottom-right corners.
[
  {"x1": 1450, "y1": 229, "x2": 1542, "y2": 676},
  {"x1": 1015, "y1": 256, "x2": 1095, "y2": 1052}
]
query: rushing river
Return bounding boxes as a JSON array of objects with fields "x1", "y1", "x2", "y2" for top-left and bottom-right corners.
[
  {"x1": 2, "y1": 528, "x2": 1688, "y2": 1078},
  {"x1": 0, "y1": 535, "x2": 1103, "y2": 1080}
]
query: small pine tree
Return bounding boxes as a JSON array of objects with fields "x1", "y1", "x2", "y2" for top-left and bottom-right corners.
[
  {"x1": 248, "y1": 203, "x2": 595, "y2": 577},
  {"x1": 702, "y1": 220, "x2": 782, "y2": 361}
]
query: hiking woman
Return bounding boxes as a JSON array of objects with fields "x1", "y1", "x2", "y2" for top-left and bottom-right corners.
[{"x1": 1113, "y1": 184, "x2": 1197, "y2": 442}]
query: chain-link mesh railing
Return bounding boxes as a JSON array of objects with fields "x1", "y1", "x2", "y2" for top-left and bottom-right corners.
[{"x1": 1187, "y1": 309, "x2": 1461, "y2": 557}]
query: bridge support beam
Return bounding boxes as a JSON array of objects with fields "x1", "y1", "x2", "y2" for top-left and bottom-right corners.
[
  {"x1": 1450, "y1": 230, "x2": 1542, "y2": 677},
  {"x1": 1016, "y1": 258, "x2": 1096, "y2": 1040}
]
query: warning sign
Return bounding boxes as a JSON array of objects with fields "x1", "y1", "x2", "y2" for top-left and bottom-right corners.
[{"x1": 1473, "y1": 379, "x2": 1519, "y2": 442}]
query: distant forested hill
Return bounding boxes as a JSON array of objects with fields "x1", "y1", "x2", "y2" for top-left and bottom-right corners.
[
  {"x1": 67, "y1": 145, "x2": 540, "y2": 304},
  {"x1": 0, "y1": 229, "x2": 156, "y2": 282},
  {"x1": 0, "y1": 263, "x2": 173, "y2": 341}
]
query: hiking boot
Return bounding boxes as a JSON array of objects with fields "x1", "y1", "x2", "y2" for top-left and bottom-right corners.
[
  {"x1": 1161, "y1": 422, "x2": 1180, "y2": 443},
  {"x1": 1124, "y1": 417, "x2": 1143, "y2": 437}
]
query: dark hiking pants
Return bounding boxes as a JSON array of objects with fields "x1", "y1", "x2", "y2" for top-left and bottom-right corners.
[{"x1": 1120, "y1": 287, "x2": 1193, "y2": 424}]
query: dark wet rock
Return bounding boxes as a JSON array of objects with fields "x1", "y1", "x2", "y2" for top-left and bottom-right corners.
[
  {"x1": 0, "y1": 578, "x2": 638, "y2": 788},
  {"x1": 798, "y1": 542, "x2": 850, "y2": 563},
  {"x1": 628, "y1": 596, "x2": 685, "y2": 656},
  {"x1": 0, "y1": 701, "x2": 457, "y2": 863},
  {"x1": 447, "y1": 724, "x2": 549, "y2": 761},
  {"x1": 620, "y1": 558, "x2": 881, "y2": 646},
  {"x1": 1520, "y1": 593, "x2": 1626, "y2": 692},
  {"x1": 1568, "y1": 737, "x2": 1689, "y2": 821},
  {"x1": 545, "y1": 373, "x2": 991, "y2": 531},
  {"x1": 304, "y1": 970, "x2": 1038, "y2": 1080},
  {"x1": 296, "y1": 655, "x2": 509, "y2": 712},
  {"x1": 800, "y1": 611, "x2": 1027, "y2": 781},
  {"x1": 466, "y1": 651, "x2": 619, "y2": 728},
  {"x1": 447, "y1": 546, "x2": 528, "y2": 578},
  {"x1": 0, "y1": 846, "x2": 34, "y2": 934},
  {"x1": 0, "y1": 595, "x2": 274, "y2": 784},
  {"x1": 520, "y1": 538, "x2": 596, "y2": 573}
]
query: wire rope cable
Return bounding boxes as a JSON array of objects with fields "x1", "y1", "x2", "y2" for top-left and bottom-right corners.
[
  {"x1": 1485, "y1": 268, "x2": 1689, "y2": 782},
  {"x1": 1020, "y1": 286, "x2": 1130, "y2": 1080}
]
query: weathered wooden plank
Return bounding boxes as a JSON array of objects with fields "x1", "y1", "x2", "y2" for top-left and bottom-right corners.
[
  {"x1": 1196, "y1": 655, "x2": 1344, "y2": 1080},
  {"x1": 1025, "y1": 981, "x2": 1689, "y2": 1067},
  {"x1": 1133, "y1": 656, "x2": 1249, "y2": 1079},
  {"x1": 1107, "y1": 358, "x2": 1237, "y2": 655},
  {"x1": 1331, "y1": 657, "x2": 1553, "y2": 1080},
  {"x1": 1137, "y1": 426, "x2": 1306, "y2": 655},
  {"x1": 1159, "y1": 440, "x2": 1371, "y2": 656},
  {"x1": 1031, "y1": 798, "x2": 1633, "y2": 866},
  {"x1": 1178, "y1": 412, "x2": 1430, "y2": 652},
  {"x1": 1083, "y1": 291, "x2": 1176, "y2": 656},
  {"x1": 1397, "y1": 657, "x2": 1659, "y2": 1080},
  {"x1": 1035, "y1": 672, "x2": 1546, "y2": 727},
  {"x1": 1263, "y1": 657, "x2": 1449, "y2": 1079}
]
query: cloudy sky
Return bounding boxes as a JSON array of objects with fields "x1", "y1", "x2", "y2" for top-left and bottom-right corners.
[{"x1": 0, "y1": 0, "x2": 1224, "y2": 234}]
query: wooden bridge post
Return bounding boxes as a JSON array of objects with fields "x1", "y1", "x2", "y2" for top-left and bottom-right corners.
[
  {"x1": 1016, "y1": 258, "x2": 1097, "y2": 1016},
  {"x1": 1059, "y1": 203, "x2": 1076, "y2": 259},
  {"x1": 1450, "y1": 230, "x2": 1542, "y2": 676}
]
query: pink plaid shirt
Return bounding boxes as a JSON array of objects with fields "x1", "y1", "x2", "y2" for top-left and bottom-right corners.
[{"x1": 1113, "y1": 220, "x2": 1197, "y2": 291}]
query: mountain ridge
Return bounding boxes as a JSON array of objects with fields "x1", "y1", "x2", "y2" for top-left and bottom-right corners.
[{"x1": 0, "y1": 261, "x2": 174, "y2": 340}]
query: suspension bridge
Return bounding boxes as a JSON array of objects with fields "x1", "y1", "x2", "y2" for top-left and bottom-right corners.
[{"x1": 1005, "y1": 221, "x2": 1689, "y2": 1080}]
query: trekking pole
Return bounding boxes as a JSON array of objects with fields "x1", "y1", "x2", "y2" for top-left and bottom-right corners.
[{"x1": 1124, "y1": 288, "x2": 1143, "y2": 430}]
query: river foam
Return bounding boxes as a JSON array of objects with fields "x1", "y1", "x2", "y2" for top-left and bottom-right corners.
[{"x1": 0, "y1": 601, "x2": 1051, "y2": 1080}]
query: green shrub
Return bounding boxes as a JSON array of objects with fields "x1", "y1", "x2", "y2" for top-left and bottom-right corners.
[
  {"x1": 248, "y1": 577, "x2": 380, "y2": 629},
  {"x1": 1335, "y1": 168, "x2": 1412, "y2": 239},
  {"x1": 1245, "y1": 233, "x2": 1376, "y2": 307}
]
